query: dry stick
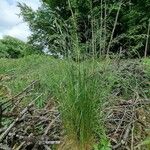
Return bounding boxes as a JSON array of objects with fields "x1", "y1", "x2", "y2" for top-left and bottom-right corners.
[
  {"x1": 121, "y1": 122, "x2": 132, "y2": 145},
  {"x1": 4, "y1": 80, "x2": 38, "y2": 105},
  {"x1": 68, "y1": 0, "x2": 80, "y2": 61},
  {"x1": 131, "y1": 124, "x2": 134, "y2": 150},
  {"x1": 144, "y1": 19, "x2": 150, "y2": 58},
  {"x1": 8, "y1": 133, "x2": 24, "y2": 140},
  {"x1": 36, "y1": 114, "x2": 60, "y2": 148},
  {"x1": 99, "y1": 0, "x2": 103, "y2": 55},
  {"x1": 10, "y1": 80, "x2": 38, "y2": 113},
  {"x1": 114, "y1": 108, "x2": 127, "y2": 134},
  {"x1": 0, "y1": 94, "x2": 42, "y2": 142},
  {"x1": 14, "y1": 133, "x2": 33, "y2": 150},
  {"x1": 0, "y1": 128, "x2": 6, "y2": 134},
  {"x1": 104, "y1": 100, "x2": 150, "y2": 110},
  {"x1": 106, "y1": 0, "x2": 123, "y2": 58},
  {"x1": 0, "y1": 144, "x2": 11, "y2": 150},
  {"x1": 112, "y1": 122, "x2": 132, "y2": 149},
  {"x1": 43, "y1": 141, "x2": 60, "y2": 145},
  {"x1": 130, "y1": 99, "x2": 136, "y2": 150},
  {"x1": 0, "y1": 105, "x2": 32, "y2": 142},
  {"x1": 104, "y1": 0, "x2": 107, "y2": 54},
  {"x1": 43, "y1": 114, "x2": 60, "y2": 136},
  {"x1": 31, "y1": 139, "x2": 61, "y2": 148},
  {"x1": 15, "y1": 141, "x2": 26, "y2": 150},
  {"x1": 10, "y1": 96, "x2": 25, "y2": 112},
  {"x1": 0, "y1": 104, "x2": 2, "y2": 127},
  {"x1": 7, "y1": 133, "x2": 60, "y2": 146},
  {"x1": 90, "y1": 0, "x2": 95, "y2": 58},
  {"x1": 119, "y1": 122, "x2": 132, "y2": 148},
  {"x1": 44, "y1": 145, "x2": 52, "y2": 150},
  {"x1": 11, "y1": 80, "x2": 37, "y2": 101},
  {"x1": 113, "y1": 100, "x2": 136, "y2": 149}
]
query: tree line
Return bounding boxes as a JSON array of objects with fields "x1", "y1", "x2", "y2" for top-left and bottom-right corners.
[
  {"x1": 1, "y1": 0, "x2": 150, "y2": 59},
  {"x1": 18, "y1": 0, "x2": 150, "y2": 59},
  {"x1": 0, "y1": 36, "x2": 42, "y2": 58}
]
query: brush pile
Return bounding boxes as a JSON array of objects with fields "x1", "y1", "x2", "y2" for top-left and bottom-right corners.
[
  {"x1": 0, "y1": 81, "x2": 61, "y2": 150},
  {"x1": 105, "y1": 98, "x2": 150, "y2": 149}
]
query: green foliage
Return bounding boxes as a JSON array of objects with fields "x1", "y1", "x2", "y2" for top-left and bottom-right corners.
[
  {"x1": 118, "y1": 0, "x2": 150, "y2": 57},
  {"x1": 94, "y1": 138, "x2": 111, "y2": 150},
  {"x1": 49, "y1": 58, "x2": 119, "y2": 149},
  {"x1": 1, "y1": 55, "x2": 150, "y2": 149},
  {"x1": 18, "y1": 2, "x2": 71, "y2": 56},
  {"x1": 57, "y1": 65, "x2": 98, "y2": 148},
  {"x1": 18, "y1": 0, "x2": 150, "y2": 58},
  {"x1": 136, "y1": 137, "x2": 150, "y2": 149},
  {"x1": 0, "y1": 36, "x2": 42, "y2": 58}
]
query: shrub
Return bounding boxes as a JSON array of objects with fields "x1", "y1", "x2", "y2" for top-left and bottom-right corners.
[{"x1": 0, "y1": 36, "x2": 42, "y2": 58}]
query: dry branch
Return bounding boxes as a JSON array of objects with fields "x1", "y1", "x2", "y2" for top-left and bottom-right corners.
[
  {"x1": 0, "y1": 94, "x2": 42, "y2": 142},
  {"x1": 0, "y1": 144, "x2": 11, "y2": 150},
  {"x1": 0, "y1": 80, "x2": 61, "y2": 150},
  {"x1": 104, "y1": 98, "x2": 150, "y2": 150}
]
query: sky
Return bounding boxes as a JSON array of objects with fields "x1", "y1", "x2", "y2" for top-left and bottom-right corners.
[{"x1": 0, "y1": 0, "x2": 40, "y2": 42}]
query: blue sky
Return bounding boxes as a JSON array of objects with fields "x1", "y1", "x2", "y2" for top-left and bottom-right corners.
[{"x1": 0, "y1": 0, "x2": 40, "y2": 41}]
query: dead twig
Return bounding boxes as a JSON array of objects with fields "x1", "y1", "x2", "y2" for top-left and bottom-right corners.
[{"x1": 0, "y1": 94, "x2": 42, "y2": 142}]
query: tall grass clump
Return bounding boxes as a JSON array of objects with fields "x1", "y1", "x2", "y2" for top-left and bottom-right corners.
[
  {"x1": 52, "y1": 60, "x2": 115, "y2": 149},
  {"x1": 57, "y1": 64, "x2": 98, "y2": 149},
  {"x1": 48, "y1": 0, "x2": 123, "y2": 149},
  {"x1": 50, "y1": 0, "x2": 99, "y2": 148}
]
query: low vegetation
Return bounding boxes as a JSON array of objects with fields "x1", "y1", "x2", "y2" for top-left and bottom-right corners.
[
  {"x1": 0, "y1": 36, "x2": 42, "y2": 58},
  {"x1": 1, "y1": 55, "x2": 150, "y2": 149}
]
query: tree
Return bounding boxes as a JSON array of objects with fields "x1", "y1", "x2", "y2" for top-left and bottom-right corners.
[
  {"x1": 0, "y1": 36, "x2": 42, "y2": 58},
  {"x1": 113, "y1": 0, "x2": 150, "y2": 57},
  {"x1": 18, "y1": 0, "x2": 150, "y2": 58}
]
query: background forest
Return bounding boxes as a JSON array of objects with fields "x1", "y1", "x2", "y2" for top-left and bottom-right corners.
[
  {"x1": 17, "y1": 0, "x2": 150, "y2": 59},
  {"x1": 0, "y1": 0, "x2": 150, "y2": 59}
]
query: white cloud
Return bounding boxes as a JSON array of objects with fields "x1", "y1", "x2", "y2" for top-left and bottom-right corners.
[
  {"x1": 0, "y1": 0, "x2": 40, "y2": 42},
  {"x1": 0, "y1": 0, "x2": 20, "y2": 28},
  {"x1": 18, "y1": 0, "x2": 40, "y2": 10},
  {"x1": 5, "y1": 23, "x2": 31, "y2": 41}
]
